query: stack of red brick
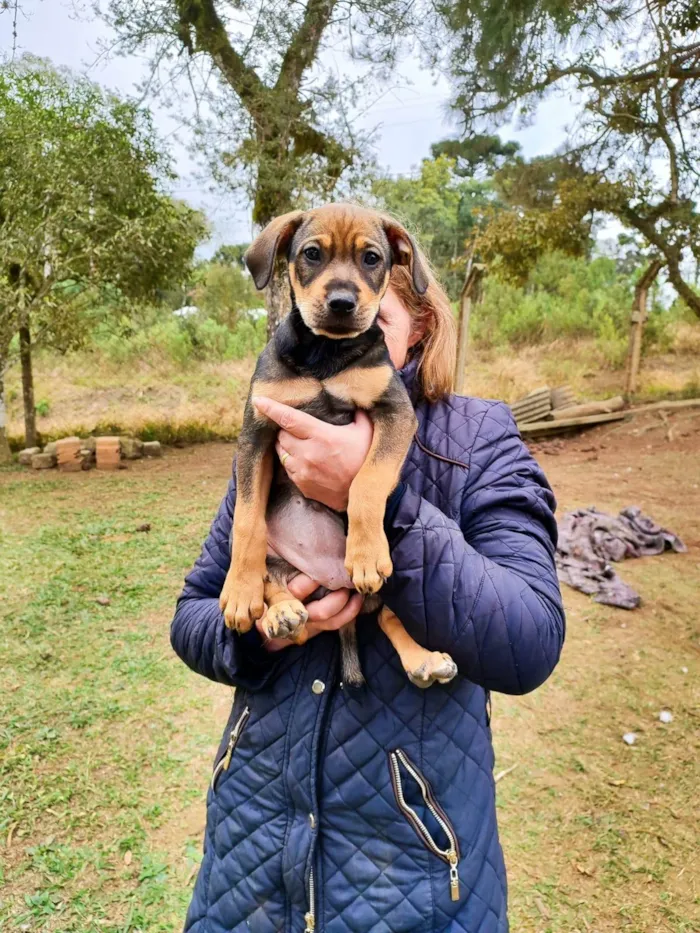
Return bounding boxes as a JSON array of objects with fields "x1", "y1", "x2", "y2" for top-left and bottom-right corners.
[{"x1": 17, "y1": 437, "x2": 162, "y2": 471}]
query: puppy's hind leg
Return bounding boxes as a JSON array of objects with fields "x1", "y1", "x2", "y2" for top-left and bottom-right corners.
[
  {"x1": 378, "y1": 606, "x2": 457, "y2": 688},
  {"x1": 262, "y1": 559, "x2": 309, "y2": 645}
]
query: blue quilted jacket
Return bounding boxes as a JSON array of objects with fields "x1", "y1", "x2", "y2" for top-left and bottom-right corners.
[{"x1": 172, "y1": 361, "x2": 565, "y2": 933}]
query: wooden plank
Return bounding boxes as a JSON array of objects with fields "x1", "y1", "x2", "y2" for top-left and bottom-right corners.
[
  {"x1": 519, "y1": 411, "x2": 628, "y2": 436},
  {"x1": 629, "y1": 397, "x2": 700, "y2": 414},
  {"x1": 550, "y1": 396, "x2": 625, "y2": 420}
]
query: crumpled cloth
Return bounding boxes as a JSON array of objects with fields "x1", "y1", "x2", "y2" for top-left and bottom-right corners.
[{"x1": 556, "y1": 506, "x2": 687, "y2": 609}]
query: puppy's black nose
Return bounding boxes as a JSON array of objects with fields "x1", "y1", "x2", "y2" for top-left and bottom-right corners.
[{"x1": 327, "y1": 292, "x2": 357, "y2": 314}]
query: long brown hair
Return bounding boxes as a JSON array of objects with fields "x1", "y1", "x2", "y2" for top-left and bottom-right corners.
[{"x1": 389, "y1": 256, "x2": 457, "y2": 401}]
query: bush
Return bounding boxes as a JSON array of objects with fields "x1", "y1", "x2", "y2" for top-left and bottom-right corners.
[
  {"x1": 470, "y1": 252, "x2": 673, "y2": 367},
  {"x1": 95, "y1": 309, "x2": 267, "y2": 367}
]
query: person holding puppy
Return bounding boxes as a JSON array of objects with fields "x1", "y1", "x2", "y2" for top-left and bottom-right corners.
[{"x1": 172, "y1": 212, "x2": 564, "y2": 933}]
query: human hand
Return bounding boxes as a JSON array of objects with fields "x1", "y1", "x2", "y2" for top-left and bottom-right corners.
[
  {"x1": 256, "y1": 573, "x2": 364, "y2": 652},
  {"x1": 252, "y1": 396, "x2": 373, "y2": 511}
]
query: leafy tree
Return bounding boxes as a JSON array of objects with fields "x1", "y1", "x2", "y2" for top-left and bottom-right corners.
[
  {"x1": 212, "y1": 243, "x2": 250, "y2": 268},
  {"x1": 474, "y1": 156, "x2": 612, "y2": 283},
  {"x1": 430, "y1": 134, "x2": 521, "y2": 177},
  {"x1": 444, "y1": 1, "x2": 700, "y2": 317},
  {"x1": 192, "y1": 260, "x2": 261, "y2": 328},
  {"x1": 372, "y1": 155, "x2": 496, "y2": 297},
  {"x1": 98, "y1": 0, "x2": 457, "y2": 333},
  {"x1": 0, "y1": 58, "x2": 205, "y2": 448}
]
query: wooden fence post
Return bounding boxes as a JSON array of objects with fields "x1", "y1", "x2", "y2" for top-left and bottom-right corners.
[
  {"x1": 454, "y1": 260, "x2": 485, "y2": 395},
  {"x1": 625, "y1": 259, "x2": 663, "y2": 397}
]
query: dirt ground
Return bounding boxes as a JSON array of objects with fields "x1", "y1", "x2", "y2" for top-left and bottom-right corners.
[{"x1": 1, "y1": 406, "x2": 698, "y2": 932}]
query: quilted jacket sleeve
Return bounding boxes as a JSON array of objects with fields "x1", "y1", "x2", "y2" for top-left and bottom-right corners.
[
  {"x1": 382, "y1": 402, "x2": 564, "y2": 695},
  {"x1": 170, "y1": 474, "x2": 283, "y2": 690}
]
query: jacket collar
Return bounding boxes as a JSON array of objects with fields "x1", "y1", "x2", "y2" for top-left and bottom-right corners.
[{"x1": 398, "y1": 357, "x2": 421, "y2": 405}]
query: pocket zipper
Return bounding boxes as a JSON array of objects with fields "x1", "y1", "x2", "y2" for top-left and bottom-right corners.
[
  {"x1": 304, "y1": 867, "x2": 315, "y2": 932},
  {"x1": 211, "y1": 706, "x2": 250, "y2": 791},
  {"x1": 389, "y1": 749, "x2": 461, "y2": 901}
]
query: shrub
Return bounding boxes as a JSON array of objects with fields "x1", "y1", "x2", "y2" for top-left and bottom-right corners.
[
  {"x1": 471, "y1": 251, "x2": 673, "y2": 367},
  {"x1": 95, "y1": 309, "x2": 267, "y2": 367}
]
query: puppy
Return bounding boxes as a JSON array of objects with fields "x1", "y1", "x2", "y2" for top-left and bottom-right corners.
[{"x1": 220, "y1": 203, "x2": 456, "y2": 688}]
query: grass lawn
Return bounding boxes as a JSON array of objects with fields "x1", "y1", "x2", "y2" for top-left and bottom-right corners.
[{"x1": 1, "y1": 412, "x2": 699, "y2": 932}]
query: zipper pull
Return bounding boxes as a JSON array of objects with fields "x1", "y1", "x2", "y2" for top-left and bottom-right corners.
[
  {"x1": 221, "y1": 741, "x2": 235, "y2": 772},
  {"x1": 304, "y1": 911, "x2": 315, "y2": 932},
  {"x1": 211, "y1": 707, "x2": 249, "y2": 791},
  {"x1": 449, "y1": 852, "x2": 460, "y2": 901}
]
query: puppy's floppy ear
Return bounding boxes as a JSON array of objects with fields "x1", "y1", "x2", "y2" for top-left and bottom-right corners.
[
  {"x1": 245, "y1": 210, "x2": 305, "y2": 290},
  {"x1": 381, "y1": 216, "x2": 429, "y2": 295}
]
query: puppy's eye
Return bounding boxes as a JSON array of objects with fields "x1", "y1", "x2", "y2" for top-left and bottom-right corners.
[
  {"x1": 364, "y1": 250, "x2": 381, "y2": 267},
  {"x1": 304, "y1": 246, "x2": 321, "y2": 262}
]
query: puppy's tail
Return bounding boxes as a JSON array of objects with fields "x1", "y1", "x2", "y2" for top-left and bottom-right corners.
[{"x1": 339, "y1": 621, "x2": 364, "y2": 687}]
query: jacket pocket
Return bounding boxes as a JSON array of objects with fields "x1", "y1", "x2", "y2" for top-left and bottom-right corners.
[
  {"x1": 211, "y1": 705, "x2": 250, "y2": 792},
  {"x1": 388, "y1": 748, "x2": 461, "y2": 902}
]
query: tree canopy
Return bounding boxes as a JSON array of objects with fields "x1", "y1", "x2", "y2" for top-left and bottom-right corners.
[
  {"x1": 445, "y1": 1, "x2": 700, "y2": 316},
  {"x1": 372, "y1": 153, "x2": 497, "y2": 298},
  {"x1": 97, "y1": 0, "x2": 460, "y2": 330},
  {"x1": 0, "y1": 57, "x2": 205, "y2": 447}
]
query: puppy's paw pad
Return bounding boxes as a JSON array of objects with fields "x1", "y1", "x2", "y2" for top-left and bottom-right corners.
[
  {"x1": 407, "y1": 652, "x2": 458, "y2": 689},
  {"x1": 264, "y1": 599, "x2": 308, "y2": 640}
]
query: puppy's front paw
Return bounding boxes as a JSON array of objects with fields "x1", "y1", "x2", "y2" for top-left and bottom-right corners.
[
  {"x1": 220, "y1": 572, "x2": 265, "y2": 633},
  {"x1": 264, "y1": 599, "x2": 309, "y2": 643},
  {"x1": 345, "y1": 533, "x2": 393, "y2": 595}
]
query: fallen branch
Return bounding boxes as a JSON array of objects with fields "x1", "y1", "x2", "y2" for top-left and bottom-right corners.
[{"x1": 494, "y1": 763, "x2": 519, "y2": 783}]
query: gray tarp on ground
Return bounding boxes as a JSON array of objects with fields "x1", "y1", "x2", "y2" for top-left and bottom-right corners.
[{"x1": 556, "y1": 506, "x2": 687, "y2": 609}]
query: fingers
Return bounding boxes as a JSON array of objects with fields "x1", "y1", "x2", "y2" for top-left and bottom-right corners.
[
  {"x1": 304, "y1": 588, "x2": 352, "y2": 623},
  {"x1": 253, "y1": 396, "x2": 319, "y2": 439},
  {"x1": 275, "y1": 439, "x2": 296, "y2": 474},
  {"x1": 287, "y1": 573, "x2": 322, "y2": 601},
  {"x1": 307, "y1": 593, "x2": 363, "y2": 634}
]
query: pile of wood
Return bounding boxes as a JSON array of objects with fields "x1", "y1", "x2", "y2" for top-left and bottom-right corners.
[
  {"x1": 511, "y1": 386, "x2": 627, "y2": 437},
  {"x1": 18, "y1": 436, "x2": 162, "y2": 471}
]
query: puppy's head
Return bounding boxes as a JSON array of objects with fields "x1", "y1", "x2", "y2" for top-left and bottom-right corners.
[{"x1": 245, "y1": 203, "x2": 429, "y2": 338}]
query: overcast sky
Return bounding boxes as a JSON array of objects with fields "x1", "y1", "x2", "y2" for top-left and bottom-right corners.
[{"x1": 1, "y1": 0, "x2": 573, "y2": 252}]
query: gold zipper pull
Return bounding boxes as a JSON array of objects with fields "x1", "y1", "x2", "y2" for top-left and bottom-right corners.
[
  {"x1": 221, "y1": 743, "x2": 235, "y2": 772},
  {"x1": 449, "y1": 852, "x2": 460, "y2": 901},
  {"x1": 304, "y1": 911, "x2": 315, "y2": 931},
  {"x1": 211, "y1": 707, "x2": 249, "y2": 791}
]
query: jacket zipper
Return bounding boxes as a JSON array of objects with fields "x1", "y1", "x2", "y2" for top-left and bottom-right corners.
[
  {"x1": 304, "y1": 867, "x2": 315, "y2": 932},
  {"x1": 389, "y1": 749, "x2": 461, "y2": 901},
  {"x1": 210, "y1": 706, "x2": 250, "y2": 791}
]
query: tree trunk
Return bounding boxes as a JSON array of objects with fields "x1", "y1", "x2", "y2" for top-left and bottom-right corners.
[
  {"x1": 625, "y1": 259, "x2": 663, "y2": 396},
  {"x1": 19, "y1": 309, "x2": 37, "y2": 448},
  {"x1": 665, "y1": 253, "x2": 700, "y2": 319},
  {"x1": 0, "y1": 364, "x2": 11, "y2": 465},
  {"x1": 253, "y1": 153, "x2": 296, "y2": 341},
  {"x1": 265, "y1": 260, "x2": 292, "y2": 340}
]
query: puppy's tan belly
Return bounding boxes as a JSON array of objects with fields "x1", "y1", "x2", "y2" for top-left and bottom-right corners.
[{"x1": 266, "y1": 492, "x2": 353, "y2": 591}]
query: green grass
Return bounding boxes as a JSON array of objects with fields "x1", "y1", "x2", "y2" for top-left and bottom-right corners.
[
  {"x1": 0, "y1": 452, "x2": 234, "y2": 931},
  {"x1": 1, "y1": 430, "x2": 699, "y2": 933}
]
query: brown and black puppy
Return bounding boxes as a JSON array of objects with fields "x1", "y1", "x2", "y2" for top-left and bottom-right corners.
[{"x1": 219, "y1": 203, "x2": 456, "y2": 687}]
